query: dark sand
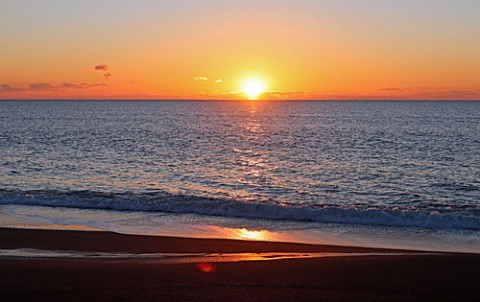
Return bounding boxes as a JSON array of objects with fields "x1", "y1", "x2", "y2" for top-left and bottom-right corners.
[{"x1": 0, "y1": 228, "x2": 479, "y2": 301}]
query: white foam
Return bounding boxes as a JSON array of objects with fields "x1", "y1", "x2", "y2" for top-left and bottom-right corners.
[{"x1": 1, "y1": 191, "x2": 478, "y2": 230}]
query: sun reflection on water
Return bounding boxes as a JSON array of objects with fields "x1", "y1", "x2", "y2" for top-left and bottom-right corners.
[
  {"x1": 236, "y1": 228, "x2": 268, "y2": 240},
  {"x1": 209, "y1": 226, "x2": 288, "y2": 242}
]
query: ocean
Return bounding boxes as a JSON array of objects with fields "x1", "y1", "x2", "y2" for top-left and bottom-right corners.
[{"x1": 1, "y1": 100, "x2": 479, "y2": 252}]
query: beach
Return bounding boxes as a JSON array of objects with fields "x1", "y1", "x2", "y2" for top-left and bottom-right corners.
[
  {"x1": 1, "y1": 227, "x2": 478, "y2": 302},
  {"x1": 2, "y1": 0, "x2": 480, "y2": 300}
]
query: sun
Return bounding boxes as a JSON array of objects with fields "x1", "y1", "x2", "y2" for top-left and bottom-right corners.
[{"x1": 242, "y1": 80, "x2": 266, "y2": 100}]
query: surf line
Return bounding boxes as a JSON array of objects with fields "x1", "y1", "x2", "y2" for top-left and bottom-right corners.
[{"x1": 0, "y1": 248, "x2": 433, "y2": 263}]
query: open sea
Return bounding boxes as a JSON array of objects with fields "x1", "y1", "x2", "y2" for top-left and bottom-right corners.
[{"x1": 1, "y1": 100, "x2": 479, "y2": 252}]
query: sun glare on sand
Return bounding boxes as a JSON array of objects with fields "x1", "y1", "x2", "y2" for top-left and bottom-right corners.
[{"x1": 243, "y1": 80, "x2": 266, "y2": 100}]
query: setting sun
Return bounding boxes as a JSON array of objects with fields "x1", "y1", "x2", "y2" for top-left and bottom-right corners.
[{"x1": 242, "y1": 80, "x2": 266, "y2": 100}]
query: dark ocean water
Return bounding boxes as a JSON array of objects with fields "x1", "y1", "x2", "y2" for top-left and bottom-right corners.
[{"x1": 1, "y1": 100, "x2": 479, "y2": 231}]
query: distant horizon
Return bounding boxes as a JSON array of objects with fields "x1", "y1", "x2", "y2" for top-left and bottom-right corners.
[{"x1": 1, "y1": 98, "x2": 480, "y2": 102}]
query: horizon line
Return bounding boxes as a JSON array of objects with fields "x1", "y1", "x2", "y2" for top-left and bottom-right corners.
[{"x1": 1, "y1": 99, "x2": 480, "y2": 102}]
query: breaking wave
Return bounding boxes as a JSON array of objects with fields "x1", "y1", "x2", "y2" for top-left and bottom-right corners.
[{"x1": 0, "y1": 189, "x2": 479, "y2": 230}]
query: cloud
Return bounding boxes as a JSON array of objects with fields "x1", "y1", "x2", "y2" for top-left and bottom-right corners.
[
  {"x1": 215, "y1": 79, "x2": 223, "y2": 84},
  {"x1": 61, "y1": 82, "x2": 84, "y2": 89},
  {"x1": 29, "y1": 82, "x2": 56, "y2": 91},
  {"x1": 5, "y1": 82, "x2": 106, "y2": 92},
  {"x1": 0, "y1": 84, "x2": 24, "y2": 93},
  {"x1": 94, "y1": 64, "x2": 109, "y2": 71},
  {"x1": 94, "y1": 64, "x2": 112, "y2": 80},
  {"x1": 0, "y1": 81, "x2": 106, "y2": 97},
  {"x1": 61, "y1": 82, "x2": 105, "y2": 89},
  {"x1": 194, "y1": 76, "x2": 209, "y2": 81}
]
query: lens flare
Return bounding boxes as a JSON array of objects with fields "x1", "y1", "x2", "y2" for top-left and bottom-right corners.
[{"x1": 196, "y1": 262, "x2": 216, "y2": 273}]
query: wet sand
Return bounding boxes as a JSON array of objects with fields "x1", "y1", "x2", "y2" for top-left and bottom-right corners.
[{"x1": 0, "y1": 228, "x2": 478, "y2": 301}]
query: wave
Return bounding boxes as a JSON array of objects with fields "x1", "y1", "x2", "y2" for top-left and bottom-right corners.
[{"x1": 0, "y1": 189, "x2": 479, "y2": 230}]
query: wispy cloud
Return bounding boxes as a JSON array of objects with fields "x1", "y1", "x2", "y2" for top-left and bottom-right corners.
[
  {"x1": 0, "y1": 84, "x2": 24, "y2": 93},
  {"x1": 61, "y1": 82, "x2": 106, "y2": 89},
  {"x1": 194, "y1": 76, "x2": 209, "y2": 81},
  {"x1": 0, "y1": 82, "x2": 106, "y2": 94},
  {"x1": 94, "y1": 64, "x2": 112, "y2": 80},
  {"x1": 61, "y1": 82, "x2": 84, "y2": 89},
  {"x1": 29, "y1": 82, "x2": 56, "y2": 91}
]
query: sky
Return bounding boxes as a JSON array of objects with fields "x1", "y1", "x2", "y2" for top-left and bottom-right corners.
[{"x1": 1, "y1": 0, "x2": 480, "y2": 100}]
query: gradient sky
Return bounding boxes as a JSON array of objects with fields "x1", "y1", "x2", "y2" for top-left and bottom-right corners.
[{"x1": 1, "y1": 0, "x2": 480, "y2": 100}]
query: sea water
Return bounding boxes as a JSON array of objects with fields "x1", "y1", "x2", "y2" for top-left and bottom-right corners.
[{"x1": 1, "y1": 100, "x2": 479, "y2": 252}]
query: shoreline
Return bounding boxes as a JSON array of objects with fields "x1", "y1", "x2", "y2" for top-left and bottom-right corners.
[
  {"x1": 0, "y1": 227, "x2": 414, "y2": 254},
  {"x1": 3, "y1": 204, "x2": 479, "y2": 254},
  {"x1": 1, "y1": 227, "x2": 479, "y2": 301}
]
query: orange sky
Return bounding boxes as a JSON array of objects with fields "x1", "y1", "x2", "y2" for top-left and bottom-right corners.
[{"x1": 1, "y1": 1, "x2": 480, "y2": 100}]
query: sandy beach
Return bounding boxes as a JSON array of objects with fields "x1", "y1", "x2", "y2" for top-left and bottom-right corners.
[
  {"x1": 3, "y1": 1, "x2": 480, "y2": 300},
  {"x1": 0, "y1": 227, "x2": 478, "y2": 302}
]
